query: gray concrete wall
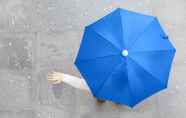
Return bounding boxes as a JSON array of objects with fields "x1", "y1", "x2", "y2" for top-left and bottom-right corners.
[{"x1": 0, "y1": 0, "x2": 185, "y2": 118}]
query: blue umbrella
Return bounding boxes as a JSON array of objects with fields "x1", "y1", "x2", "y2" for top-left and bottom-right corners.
[{"x1": 75, "y1": 8, "x2": 176, "y2": 107}]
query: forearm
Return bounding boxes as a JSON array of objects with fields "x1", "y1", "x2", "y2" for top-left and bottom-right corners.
[
  {"x1": 48, "y1": 71, "x2": 90, "y2": 92},
  {"x1": 63, "y1": 74, "x2": 90, "y2": 91}
]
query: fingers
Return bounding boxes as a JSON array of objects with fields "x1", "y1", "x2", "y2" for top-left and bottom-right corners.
[
  {"x1": 53, "y1": 80, "x2": 63, "y2": 84},
  {"x1": 52, "y1": 71, "x2": 64, "y2": 76},
  {"x1": 47, "y1": 74, "x2": 53, "y2": 80},
  {"x1": 48, "y1": 78, "x2": 62, "y2": 84},
  {"x1": 48, "y1": 77, "x2": 60, "y2": 81},
  {"x1": 53, "y1": 71, "x2": 61, "y2": 74},
  {"x1": 47, "y1": 71, "x2": 58, "y2": 80},
  {"x1": 47, "y1": 74, "x2": 55, "y2": 81},
  {"x1": 47, "y1": 71, "x2": 64, "y2": 84}
]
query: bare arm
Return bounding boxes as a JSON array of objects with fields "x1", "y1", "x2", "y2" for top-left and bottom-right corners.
[{"x1": 48, "y1": 71, "x2": 90, "y2": 92}]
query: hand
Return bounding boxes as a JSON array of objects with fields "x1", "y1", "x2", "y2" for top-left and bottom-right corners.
[{"x1": 48, "y1": 71, "x2": 64, "y2": 84}]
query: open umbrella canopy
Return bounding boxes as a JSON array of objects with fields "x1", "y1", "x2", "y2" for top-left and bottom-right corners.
[{"x1": 75, "y1": 8, "x2": 176, "y2": 107}]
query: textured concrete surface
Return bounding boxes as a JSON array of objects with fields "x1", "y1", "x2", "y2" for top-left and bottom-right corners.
[{"x1": 0, "y1": 0, "x2": 185, "y2": 118}]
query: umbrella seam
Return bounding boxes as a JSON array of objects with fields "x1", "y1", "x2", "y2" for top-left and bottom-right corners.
[
  {"x1": 130, "y1": 49, "x2": 175, "y2": 54},
  {"x1": 128, "y1": 56, "x2": 167, "y2": 87},
  {"x1": 126, "y1": 57, "x2": 167, "y2": 107},
  {"x1": 128, "y1": 17, "x2": 156, "y2": 49},
  {"x1": 125, "y1": 57, "x2": 137, "y2": 106},
  {"x1": 95, "y1": 60, "x2": 135, "y2": 106},
  {"x1": 90, "y1": 28, "x2": 122, "y2": 51},
  {"x1": 118, "y1": 9, "x2": 126, "y2": 48},
  {"x1": 94, "y1": 61, "x2": 124, "y2": 97},
  {"x1": 77, "y1": 54, "x2": 120, "y2": 62}
]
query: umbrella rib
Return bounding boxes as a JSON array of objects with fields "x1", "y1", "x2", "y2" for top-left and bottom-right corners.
[
  {"x1": 94, "y1": 61, "x2": 124, "y2": 96},
  {"x1": 119, "y1": 10, "x2": 125, "y2": 48},
  {"x1": 128, "y1": 56, "x2": 167, "y2": 87},
  {"x1": 128, "y1": 17, "x2": 156, "y2": 49},
  {"x1": 76, "y1": 54, "x2": 120, "y2": 62},
  {"x1": 130, "y1": 49, "x2": 175, "y2": 54},
  {"x1": 125, "y1": 58, "x2": 137, "y2": 106},
  {"x1": 94, "y1": 61, "x2": 135, "y2": 105},
  {"x1": 90, "y1": 28, "x2": 121, "y2": 51}
]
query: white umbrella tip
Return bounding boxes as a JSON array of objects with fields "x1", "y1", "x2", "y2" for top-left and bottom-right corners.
[{"x1": 122, "y1": 49, "x2": 128, "y2": 57}]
